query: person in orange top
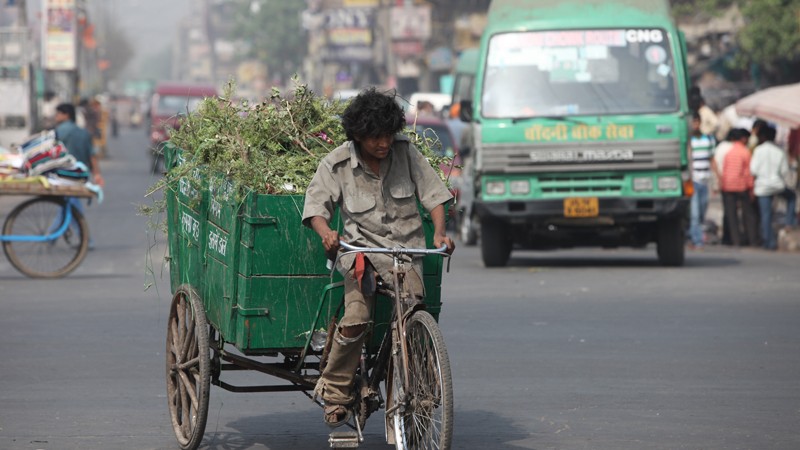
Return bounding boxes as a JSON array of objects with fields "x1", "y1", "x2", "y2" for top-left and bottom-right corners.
[{"x1": 719, "y1": 128, "x2": 759, "y2": 247}]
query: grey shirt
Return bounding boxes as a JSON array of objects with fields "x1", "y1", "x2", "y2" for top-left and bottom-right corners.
[{"x1": 302, "y1": 134, "x2": 453, "y2": 280}]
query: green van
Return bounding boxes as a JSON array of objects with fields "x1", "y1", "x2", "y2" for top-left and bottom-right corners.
[{"x1": 460, "y1": 0, "x2": 692, "y2": 266}]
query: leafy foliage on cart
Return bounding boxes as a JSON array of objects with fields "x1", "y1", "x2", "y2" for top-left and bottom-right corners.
[{"x1": 156, "y1": 79, "x2": 452, "y2": 200}]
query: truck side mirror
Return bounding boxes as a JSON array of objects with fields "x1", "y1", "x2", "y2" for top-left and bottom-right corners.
[{"x1": 459, "y1": 100, "x2": 473, "y2": 122}]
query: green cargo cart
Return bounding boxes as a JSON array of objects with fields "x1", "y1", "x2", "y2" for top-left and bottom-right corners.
[{"x1": 162, "y1": 145, "x2": 448, "y2": 449}]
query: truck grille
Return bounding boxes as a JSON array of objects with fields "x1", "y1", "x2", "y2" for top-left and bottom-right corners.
[
  {"x1": 480, "y1": 139, "x2": 681, "y2": 173},
  {"x1": 539, "y1": 175, "x2": 625, "y2": 197}
]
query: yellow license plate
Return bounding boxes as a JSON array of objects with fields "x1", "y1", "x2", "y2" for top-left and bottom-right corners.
[{"x1": 564, "y1": 197, "x2": 599, "y2": 218}]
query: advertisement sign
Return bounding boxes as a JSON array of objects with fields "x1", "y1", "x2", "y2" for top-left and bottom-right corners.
[
  {"x1": 322, "y1": 46, "x2": 373, "y2": 62},
  {"x1": 43, "y1": 0, "x2": 76, "y2": 70},
  {"x1": 325, "y1": 8, "x2": 374, "y2": 31},
  {"x1": 328, "y1": 29, "x2": 372, "y2": 47},
  {"x1": 392, "y1": 40, "x2": 423, "y2": 57},
  {"x1": 343, "y1": 0, "x2": 379, "y2": 6},
  {"x1": 390, "y1": 5, "x2": 431, "y2": 41},
  {"x1": 324, "y1": 8, "x2": 375, "y2": 62}
]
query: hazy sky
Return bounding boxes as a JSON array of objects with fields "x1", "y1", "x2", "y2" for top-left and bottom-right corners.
[{"x1": 29, "y1": 0, "x2": 193, "y2": 73}]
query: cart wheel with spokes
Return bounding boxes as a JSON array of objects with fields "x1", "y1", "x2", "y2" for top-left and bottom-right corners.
[
  {"x1": 166, "y1": 285, "x2": 211, "y2": 450},
  {"x1": 387, "y1": 311, "x2": 453, "y2": 450}
]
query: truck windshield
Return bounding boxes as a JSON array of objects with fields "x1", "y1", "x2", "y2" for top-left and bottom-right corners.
[{"x1": 481, "y1": 29, "x2": 678, "y2": 118}]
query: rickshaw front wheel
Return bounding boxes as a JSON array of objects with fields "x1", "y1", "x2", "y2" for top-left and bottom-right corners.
[
  {"x1": 166, "y1": 285, "x2": 211, "y2": 450},
  {"x1": 387, "y1": 311, "x2": 453, "y2": 450}
]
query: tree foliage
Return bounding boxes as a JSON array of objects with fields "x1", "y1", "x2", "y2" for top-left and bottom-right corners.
[
  {"x1": 671, "y1": 0, "x2": 800, "y2": 84},
  {"x1": 230, "y1": 1, "x2": 308, "y2": 84},
  {"x1": 737, "y1": 0, "x2": 800, "y2": 80}
]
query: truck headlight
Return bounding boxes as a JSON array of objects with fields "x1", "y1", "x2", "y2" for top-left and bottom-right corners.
[
  {"x1": 510, "y1": 180, "x2": 530, "y2": 195},
  {"x1": 657, "y1": 176, "x2": 679, "y2": 191},
  {"x1": 633, "y1": 177, "x2": 653, "y2": 191},
  {"x1": 485, "y1": 181, "x2": 506, "y2": 195}
]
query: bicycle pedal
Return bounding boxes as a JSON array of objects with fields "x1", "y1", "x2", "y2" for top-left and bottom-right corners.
[{"x1": 328, "y1": 430, "x2": 360, "y2": 448}]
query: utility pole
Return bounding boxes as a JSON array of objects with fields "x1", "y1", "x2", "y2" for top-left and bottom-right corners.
[
  {"x1": 379, "y1": 0, "x2": 395, "y2": 89},
  {"x1": 203, "y1": 0, "x2": 217, "y2": 85},
  {"x1": 18, "y1": 0, "x2": 28, "y2": 25}
]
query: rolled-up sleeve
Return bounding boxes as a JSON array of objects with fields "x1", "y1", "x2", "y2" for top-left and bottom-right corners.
[
  {"x1": 407, "y1": 143, "x2": 454, "y2": 212},
  {"x1": 302, "y1": 163, "x2": 340, "y2": 228}
]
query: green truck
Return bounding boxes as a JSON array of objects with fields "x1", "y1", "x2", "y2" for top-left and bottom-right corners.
[{"x1": 458, "y1": 0, "x2": 692, "y2": 267}]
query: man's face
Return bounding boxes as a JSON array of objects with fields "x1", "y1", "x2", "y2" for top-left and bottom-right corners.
[
  {"x1": 691, "y1": 118, "x2": 701, "y2": 134},
  {"x1": 54, "y1": 111, "x2": 68, "y2": 125},
  {"x1": 358, "y1": 134, "x2": 393, "y2": 161}
]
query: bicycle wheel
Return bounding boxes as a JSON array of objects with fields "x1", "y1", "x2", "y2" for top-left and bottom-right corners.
[
  {"x1": 389, "y1": 311, "x2": 453, "y2": 450},
  {"x1": 2, "y1": 197, "x2": 89, "y2": 278},
  {"x1": 166, "y1": 285, "x2": 211, "y2": 450}
]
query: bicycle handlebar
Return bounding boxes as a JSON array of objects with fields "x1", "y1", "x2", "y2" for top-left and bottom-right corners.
[
  {"x1": 338, "y1": 240, "x2": 449, "y2": 257},
  {"x1": 327, "y1": 241, "x2": 450, "y2": 274}
]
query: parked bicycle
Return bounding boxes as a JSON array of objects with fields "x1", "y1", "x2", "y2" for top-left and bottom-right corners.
[{"x1": 1, "y1": 186, "x2": 92, "y2": 278}]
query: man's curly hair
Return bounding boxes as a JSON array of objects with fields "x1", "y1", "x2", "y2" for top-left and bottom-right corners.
[{"x1": 341, "y1": 87, "x2": 406, "y2": 141}]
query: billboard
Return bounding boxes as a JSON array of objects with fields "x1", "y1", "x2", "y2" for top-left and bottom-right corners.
[
  {"x1": 390, "y1": 5, "x2": 431, "y2": 41},
  {"x1": 43, "y1": 0, "x2": 77, "y2": 70},
  {"x1": 324, "y1": 8, "x2": 375, "y2": 62}
]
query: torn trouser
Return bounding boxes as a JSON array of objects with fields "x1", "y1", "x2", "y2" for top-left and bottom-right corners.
[{"x1": 314, "y1": 265, "x2": 424, "y2": 406}]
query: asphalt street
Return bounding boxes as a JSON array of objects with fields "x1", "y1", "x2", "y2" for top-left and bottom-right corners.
[{"x1": 1, "y1": 128, "x2": 799, "y2": 450}]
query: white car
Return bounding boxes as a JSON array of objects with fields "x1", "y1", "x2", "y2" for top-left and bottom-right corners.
[{"x1": 408, "y1": 92, "x2": 453, "y2": 115}]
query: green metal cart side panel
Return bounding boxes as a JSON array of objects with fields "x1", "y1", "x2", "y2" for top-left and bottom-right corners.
[
  {"x1": 420, "y1": 209, "x2": 444, "y2": 276},
  {"x1": 202, "y1": 217, "x2": 239, "y2": 342},
  {"x1": 233, "y1": 275, "x2": 338, "y2": 350},
  {"x1": 170, "y1": 234, "x2": 205, "y2": 289},
  {"x1": 238, "y1": 195, "x2": 330, "y2": 276},
  {"x1": 166, "y1": 186, "x2": 181, "y2": 290},
  {"x1": 207, "y1": 174, "x2": 238, "y2": 233},
  {"x1": 204, "y1": 256, "x2": 235, "y2": 341},
  {"x1": 176, "y1": 168, "x2": 206, "y2": 214},
  {"x1": 232, "y1": 274, "x2": 443, "y2": 352},
  {"x1": 170, "y1": 200, "x2": 206, "y2": 291}
]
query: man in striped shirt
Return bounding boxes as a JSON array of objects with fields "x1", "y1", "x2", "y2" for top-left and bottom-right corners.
[{"x1": 689, "y1": 113, "x2": 715, "y2": 248}]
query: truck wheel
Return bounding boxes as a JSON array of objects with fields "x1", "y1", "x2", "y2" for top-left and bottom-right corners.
[
  {"x1": 657, "y1": 219, "x2": 685, "y2": 266},
  {"x1": 481, "y1": 218, "x2": 511, "y2": 267}
]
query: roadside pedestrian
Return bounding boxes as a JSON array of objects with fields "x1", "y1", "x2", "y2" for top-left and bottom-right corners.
[
  {"x1": 54, "y1": 103, "x2": 105, "y2": 249},
  {"x1": 689, "y1": 113, "x2": 715, "y2": 249},
  {"x1": 54, "y1": 103, "x2": 104, "y2": 186},
  {"x1": 40, "y1": 90, "x2": 59, "y2": 130},
  {"x1": 749, "y1": 119, "x2": 768, "y2": 152},
  {"x1": 711, "y1": 129, "x2": 735, "y2": 245},
  {"x1": 719, "y1": 128, "x2": 758, "y2": 247},
  {"x1": 302, "y1": 87, "x2": 454, "y2": 427},
  {"x1": 689, "y1": 86, "x2": 718, "y2": 137},
  {"x1": 751, "y1": 124, "x2": 797, "y2": 250},
  {"x1": 89, "y1": 98, "x2": 108, "y2": 157},
  {"x1": 76, "y1": 97, "x2": 89, "y2": 128}
]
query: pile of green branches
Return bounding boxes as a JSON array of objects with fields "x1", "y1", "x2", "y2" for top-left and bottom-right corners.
[{"x1": 157, "y1": 79, "x2": 452, "y2": 198}]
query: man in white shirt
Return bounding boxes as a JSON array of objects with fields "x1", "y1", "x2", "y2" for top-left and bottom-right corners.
[{"x1": 751, "y1": 124, "x2": 797, "y2": 249}]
